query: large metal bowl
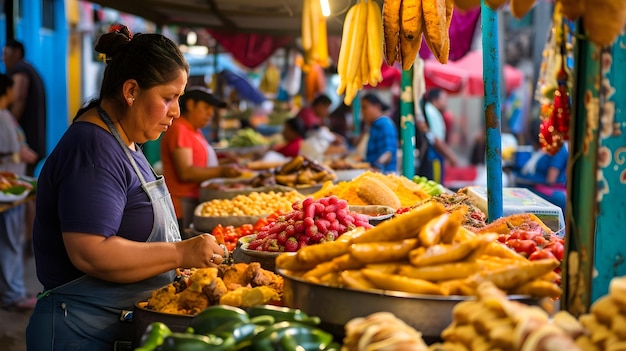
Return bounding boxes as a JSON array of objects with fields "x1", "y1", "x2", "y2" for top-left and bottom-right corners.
[{"x1": 278, "y1": 269, "x2": 539, "y2": 342}]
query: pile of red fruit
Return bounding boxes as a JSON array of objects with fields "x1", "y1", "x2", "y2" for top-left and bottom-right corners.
[
  {"x1": 496, "y1": 222, "x2": 565, "y2": 264},
  {"x1": 248, "y1": 196, "x2": 372, "y2": 252}
]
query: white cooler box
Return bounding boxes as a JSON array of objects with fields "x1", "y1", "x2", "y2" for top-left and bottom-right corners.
[{"x1": 465, "y1": 186, "x2": 565, "y2": 233}]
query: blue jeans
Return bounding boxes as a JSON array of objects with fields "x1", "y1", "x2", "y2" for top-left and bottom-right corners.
[{"x1": 0, "y1": 204, "x2": 27, "y2": 306}]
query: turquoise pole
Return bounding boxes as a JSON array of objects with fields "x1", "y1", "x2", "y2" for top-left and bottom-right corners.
[
  {"x1": 480, "y1": 1, "x2": 503, "y2": 221},
  {"x1": 400, "y1": 69, "x2": 416, "y2": 177},
  {"x1": 352, "y1": 91, "x2": 361, "y2": 140}
]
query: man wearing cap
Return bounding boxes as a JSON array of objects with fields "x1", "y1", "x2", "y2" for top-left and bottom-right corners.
[{"x1": 161, "y1": 87, "x2": 242, "y2": 235}]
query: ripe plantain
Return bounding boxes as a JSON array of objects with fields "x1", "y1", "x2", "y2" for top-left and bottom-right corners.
[
  {"x1": 422, "y1": 0, "x2": 448, "y2": 63},
  {"x1": 336, "y1": 4, "x2": 358, "y2": 96},
  {"x1": 583, "y1": 0, "x2": 626, "y2": 47},
  {"x1": 559, "y1": 0, "x2": 585, "y2": 20},
  {"x1": 367, "y1": 0, "x2": 384, "y2": 85},
  {"x1": 383, "y1": 0, "x2": 402, "y2": 65},
  {"x1": 510, "y1": 0, "x2": 536, "y2": 19},
  {"x1": 484, "y1": 0, "x2": 508, "y2": 9},
  {"x1": 439, "y1": 0, "x2": 454, "y2": 64},
  {"x1": 400, "y1": 0, "x2": 423, "y2": 70},
  {"x1": 401, "y1": 0, "x2": 421, "y2": 41},
  {"x1": 453, "y1": 0, "x2": 481, "y2": 11}
]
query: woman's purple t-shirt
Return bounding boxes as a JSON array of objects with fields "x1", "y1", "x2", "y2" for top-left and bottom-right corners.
[{"x1": 33, "y1": 122, "x2": 157, "y2": 290}]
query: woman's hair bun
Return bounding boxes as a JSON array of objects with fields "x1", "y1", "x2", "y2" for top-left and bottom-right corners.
[{"x1": 94, "y1": 24, "x2": 133, "y2": 62}]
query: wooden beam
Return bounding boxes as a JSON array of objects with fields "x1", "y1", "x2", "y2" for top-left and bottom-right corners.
[{"x1": 206, "y1": 0, "x2": 238, "y2": 30}]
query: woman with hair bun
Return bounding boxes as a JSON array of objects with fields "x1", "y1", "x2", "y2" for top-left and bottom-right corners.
[{"x1": 25, "y1": 24, "x2": 227, "y2": 350}]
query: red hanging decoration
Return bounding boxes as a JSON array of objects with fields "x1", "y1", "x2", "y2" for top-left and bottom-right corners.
[
  {"x1": 550, "y1": 69, "x2": 571, "y2": 139},
  {"x1": 539, "y1": 118, "x2": 564, "y2": 156},
  {"x1": 538, "y1": 16, "x2": 570, "y2": 154}
]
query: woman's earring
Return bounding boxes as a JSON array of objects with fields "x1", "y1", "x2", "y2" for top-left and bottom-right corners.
[{"x1": 127, "y1": 96, "x2": 135, "y2": 106}]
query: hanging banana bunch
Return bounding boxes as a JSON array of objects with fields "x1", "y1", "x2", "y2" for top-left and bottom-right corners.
[
  {"x1": 302, "y1": 0, "x2": 330, "y2": 69},
  {"x1": 382, "y1": 0, "x2": 454, "y2": 68},
  {"x1": 336, "y1": 0, "x2": 384, "y2": 105}
]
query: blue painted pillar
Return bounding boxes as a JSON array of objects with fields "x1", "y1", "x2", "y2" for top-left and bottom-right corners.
[
  {"x1": 480, "y1": 2, "x2": 503, "y2": 221},
  {"x1": 400, "y1": 69, "x2": 415, "y2": 177}
]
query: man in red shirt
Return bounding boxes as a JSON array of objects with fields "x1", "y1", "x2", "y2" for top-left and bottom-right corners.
[{"x1": 161, "y1": 87, "x2": 242, "y2": 233}]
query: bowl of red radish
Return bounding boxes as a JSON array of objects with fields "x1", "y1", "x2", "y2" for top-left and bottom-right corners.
[{"x1": 232, "y1": 196, "x2": 374, "y2": 270}]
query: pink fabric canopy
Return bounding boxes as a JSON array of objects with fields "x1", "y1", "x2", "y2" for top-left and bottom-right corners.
[
  {"x1": 424, "y1": 50, "x2": 524, "y2": 96},
  {"x1": 208, "y1": 30, "x2": 294, "y2": 69}
]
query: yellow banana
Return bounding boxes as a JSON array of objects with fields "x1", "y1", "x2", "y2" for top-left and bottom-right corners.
[
  {"x1": 367, "y1": 0, "x2": 384, "y2": 85},
  {"x1": 316, "y1": 10, "x2": 329, "y2": 67},
  {"x1": 346, "y1": 0, "x2": 368, "y2": 84},
  {"x1": 310, "y1": 0, "x2": 321, "y2": 60},
  {"x1": 453, "y1": 0, "x2": 481, "y2": 10},
  {"x1": 302, "y1": 0, "x2": 312, "y2": 51},
  {"x1": 510, "y1": 0, "x2": 536, "y2": 19},
  {"x1": 383, "y1": 0, "x2": 402, "y2": 66},
  {"x1": 422, "y1": 0, "x2": 448, "y2": 63},
  {"x1": 337, "y1": 4, "x2": 358, "y2": 96},
  {"x1": 361, "y1": 31, "x2": 370, "y2": 86}
]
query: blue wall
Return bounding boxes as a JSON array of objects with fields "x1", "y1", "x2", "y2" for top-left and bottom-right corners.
[{"x1": 2, "y1": 0, "x2": 69, "y2": 169}]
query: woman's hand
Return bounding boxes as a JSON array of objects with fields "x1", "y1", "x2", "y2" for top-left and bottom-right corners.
[{"x1": 176, "y1": 234, "x2": 226, "y2": 268}]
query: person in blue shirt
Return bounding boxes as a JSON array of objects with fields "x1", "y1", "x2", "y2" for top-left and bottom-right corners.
[
  {"x1": 513, "y1": 118, "x2": 568, "y2": 212},
  {"x1": 361, "y1": 93, "x2": 398, "y2": 173}
]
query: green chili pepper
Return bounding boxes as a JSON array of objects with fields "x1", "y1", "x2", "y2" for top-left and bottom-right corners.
[
  {"x1": 323, "y1": 341, "x2": 342, "y2": 351},
  {"x1": 159, "y1": 332, "x2": 223, "y2": 351},
  {"x1": 190, "y1": 305, "x2": 250, "y2": 336},
  {"x1": 250, "y1": 321, "x2": 334, "y2": 351},
  {"x1": 249, "y1": 315, "x2": 276, "y2": 326},
  {"x1": 135, "y1": 322, "x2": 171, "y2": 351},
  {"x1": 247, "y1": 305, "x2": 320, "y2": 325}
]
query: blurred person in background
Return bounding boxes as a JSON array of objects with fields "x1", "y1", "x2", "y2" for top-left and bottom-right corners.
[
  {"x1": 161, "y1": 87, "x2": 242, "y2": 234},
  {"x1": 299, "y1": 94, "x2": 348, "y2": 162},
  {"x1": 328, "y1": 101, "x2": 351, "y2": 141},
  {"x1": 3, "y1": 39, "x2": 47, "y2": 259},
  {"x1": 360, "y1": 93, "x2": 397, "y2": 173},
  {"x1": 417, "y1": 88, "x2": 457, "y2": 183},
  {"x1": 0, "y1": 73, "x2": 38, "y2": 311},
  {"x1": 297, "y1": 93, "x2": 332, "y2": 131},
  {"x1": 274, "y1": 117, "x2": 306, "y2": 158},
  {"x1": 2, "y1": 39, "x2": 46, "y2": 175},
  {"x1": 513, "y1": 118, "x2": 568, "y2": 213}
]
